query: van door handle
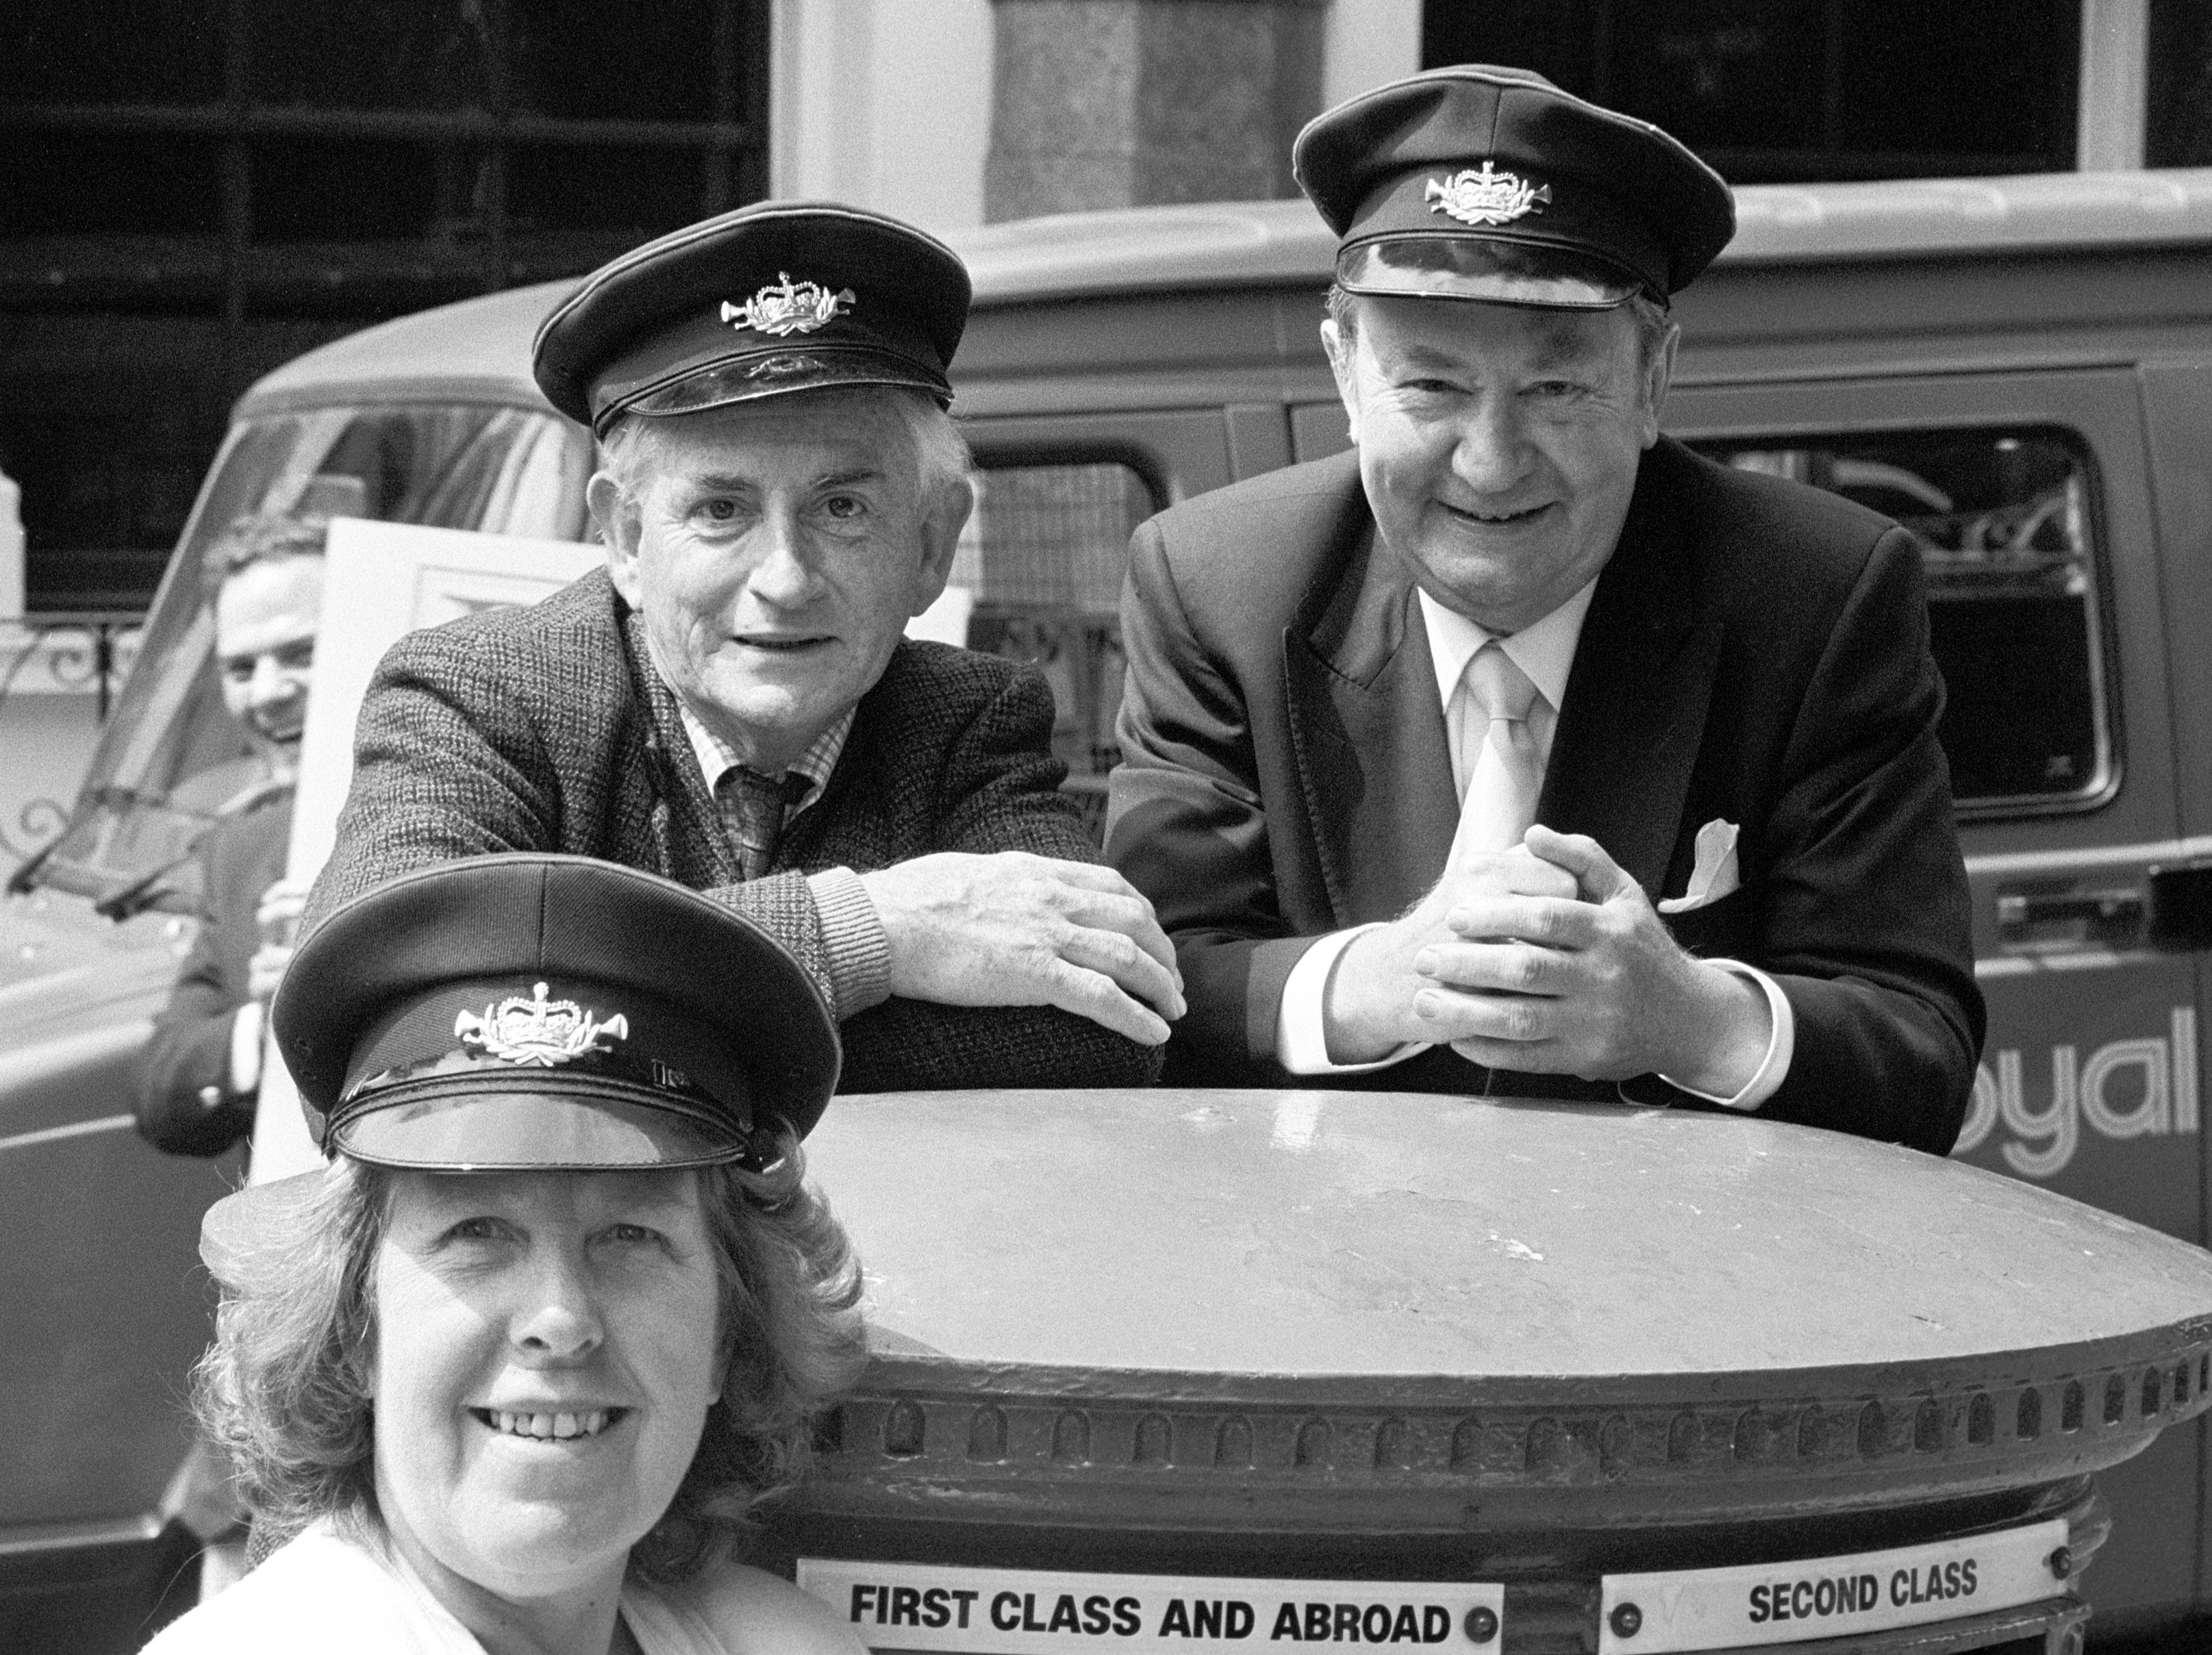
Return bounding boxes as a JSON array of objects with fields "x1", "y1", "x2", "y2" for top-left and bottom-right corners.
[
  {"x1": 1994, "y1": 862, "x2": 2212, "y2": 952},
  {"x1": 1995, "y1": 885, "x2": 2144, "y2": 949}
]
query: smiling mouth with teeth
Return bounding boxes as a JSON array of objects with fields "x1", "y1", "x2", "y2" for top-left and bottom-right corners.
[
  {"x1": 1448, "y1": 502, "x2": 1547, "y2": 525},
  {"x1": 473, "y1": 1408, "x2": 626, "y2": 1441}
]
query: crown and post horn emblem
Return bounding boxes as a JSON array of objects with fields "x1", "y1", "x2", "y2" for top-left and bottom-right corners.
[
  {"x1": 719, "y1": 273, "x2": 857, "y2": 337},
  {"x1": 455, "y1": 982, "x2": 629, "y2": 1068},
  {"x1": 1425, "y1": 161, "x2": 1552, "y2": 227}
]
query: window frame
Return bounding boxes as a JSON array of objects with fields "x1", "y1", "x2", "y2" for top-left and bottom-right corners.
[
  {"x1": 952, "y1": 446, "x2": 1171, "y2": 829},
  {"x1": 1661, "y1": 368, "x2": 2162, "y2": 831},
  {"x1": 1684, "y1": 418, "x2": 2122, "y2": 822}
]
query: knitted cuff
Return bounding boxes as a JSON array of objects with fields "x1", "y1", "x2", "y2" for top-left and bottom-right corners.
[{"x1": 806, "y1": 866, "x2": 892, "y2": 1020}]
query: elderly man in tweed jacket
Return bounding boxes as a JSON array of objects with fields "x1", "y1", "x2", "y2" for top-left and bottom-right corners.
[{"x1": 304, "y1": 203, "x2": 1181, "y2": 1092}]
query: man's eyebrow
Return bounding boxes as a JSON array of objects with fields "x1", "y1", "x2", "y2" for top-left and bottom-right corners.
[
  {"x1": 217, "y1": 638, "x2": 312, "y2": 667},
  {"x1": 679, "y1": 467, "x2": 885, "y2": 490},
  {"x1": 1523, "y1": 325, "x2": 1611, "y2": 371},
  {"x1": 1385, "y1": 342, "x2": 1472, "y2": 372}
]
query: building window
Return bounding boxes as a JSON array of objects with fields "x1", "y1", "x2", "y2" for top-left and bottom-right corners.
[
  {"x1": 1, "y1": 0, "x2": 768, "y2": 607},
  {"x1": 2, "y1": 1, "x2": 770, "y2": 290},
  {"x1": 1422, "y1": 1, "x2": 2080, "y2": 182}
]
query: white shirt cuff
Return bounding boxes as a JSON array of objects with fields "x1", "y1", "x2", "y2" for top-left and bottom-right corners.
[
  {"x1": 227, "y1": 999, "x2": 265, "y2": 1099},
  {"x1": 1658, "y1": 959, "x2": 1794, "y2": 1111},
  {"x1": 1275, "y1": 925, "x2": 1429, "y2": 1075}
]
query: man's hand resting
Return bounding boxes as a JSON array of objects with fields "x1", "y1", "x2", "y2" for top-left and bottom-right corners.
[
  {"x1": 859, "y1": 852, "x2": 1186, "y2": 1046},
  {"x1": 1417, "y1": 825, "x2": 1770, "y2": 1094}
]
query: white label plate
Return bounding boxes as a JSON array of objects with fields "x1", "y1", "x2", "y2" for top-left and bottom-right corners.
[
  {"x1": 796, "y1": 1560, "x2": 1505, "y2": 1654},
  {"x1": 1596, "y1": 1517, "x2": 2068, "y2": 1654}
]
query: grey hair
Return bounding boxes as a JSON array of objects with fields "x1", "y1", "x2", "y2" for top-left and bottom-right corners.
[
  {"x1": 1325, "y1": 283, "x2": 1673, "y2": 380},
  {"x1": 596, "y1": 388, "x2": 971, "y2": 516}
]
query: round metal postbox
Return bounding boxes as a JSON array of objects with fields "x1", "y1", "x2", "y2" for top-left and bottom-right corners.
[{"x1": 770, "y1": 1090, "x2": 2212, "y2": 1655}]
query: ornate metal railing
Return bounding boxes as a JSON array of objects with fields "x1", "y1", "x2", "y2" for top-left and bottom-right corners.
[{"x1": 0, "y1": 611, "x2": 144, "y2": 866}]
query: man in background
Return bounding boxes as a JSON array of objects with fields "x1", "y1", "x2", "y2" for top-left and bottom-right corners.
[{"x1": 134, "y1": 507, "x2": 325, "y2": 1156}]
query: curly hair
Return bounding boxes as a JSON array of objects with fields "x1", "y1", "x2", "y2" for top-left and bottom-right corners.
[{"x1": 192, "y1": 1141, "x2": 865, "y2": 1583}]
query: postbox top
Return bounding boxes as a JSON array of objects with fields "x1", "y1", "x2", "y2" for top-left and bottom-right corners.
[{"x1": 806, "y1": 1089, "x2": 2212, "y2": 1384}]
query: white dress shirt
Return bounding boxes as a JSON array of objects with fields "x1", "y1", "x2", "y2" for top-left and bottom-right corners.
[{"x1": 1274, "y1": 583, "x2": 1794, "y2": 1109}]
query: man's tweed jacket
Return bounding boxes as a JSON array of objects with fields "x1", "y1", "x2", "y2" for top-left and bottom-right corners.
[{"x1": 303, "y1": 566, "x2": 1161, "y2": 1092}]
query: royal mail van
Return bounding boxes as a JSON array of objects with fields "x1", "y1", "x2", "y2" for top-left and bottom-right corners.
[{"x1": 5, "y1": 170, "x2": 2212, "y2": 1651}]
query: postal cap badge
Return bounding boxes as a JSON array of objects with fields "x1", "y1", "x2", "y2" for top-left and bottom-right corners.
[
  {"x1": 455, "y1": 981, "x2": 629, "y2": 1068},
  {"x1": 1426, "y1": 161, "x2": 1551, "y2": 227},
  {"x1": 720, "y1": 272, "x2": 857, "y2": 337}
]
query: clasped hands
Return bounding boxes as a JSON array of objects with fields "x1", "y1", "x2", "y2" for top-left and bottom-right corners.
[
  {"x1": 1323, "y1": 824, "x2": 1769, "y2": 1094},
  {"x1": 859, "y1": 852, "x2": 1185, "y2": 1045}
]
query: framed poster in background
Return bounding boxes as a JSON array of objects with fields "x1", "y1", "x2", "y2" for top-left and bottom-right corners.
[{"x1": 248, "y1": 520, "x2": 601, "y2": 1182}]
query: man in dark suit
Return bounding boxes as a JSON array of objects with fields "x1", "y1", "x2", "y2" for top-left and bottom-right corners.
[
  {"x1": 1106, "y1": 67, "x2": 1981, "y2": 1152},
  {"x1": 135, "y1": 509, "x2": 322, "y2": 1155},
  {"x1": 305, "y1": 203, "x2": 1181, "y2": 1092}
]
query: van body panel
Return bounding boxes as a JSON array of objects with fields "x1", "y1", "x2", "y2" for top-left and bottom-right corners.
[
  {"x1": 238, "y1": 280, "x2": 564, "y2": 417},
  {"x1": 13, "y1": 175, "x2": 2212, "y2": 1640},
  {"x1": 2140, "y1": 360, "x2": 2212, "y2": 839},
  {"x1": 1672, "y1": 249, "x2": 2212, "y2": 387},
  {"x1": 962, "y1": 410, "x2": 1233, "y2": 507}
]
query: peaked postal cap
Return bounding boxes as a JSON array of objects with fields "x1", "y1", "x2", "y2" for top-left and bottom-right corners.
[
  {"x1": 1294, "y1": 64, "x2": 1734, "y2": 309},
  {"x1": 533, "y1": 199, "x2": 971, "y2": 434},
  {"x1": 268, "y1": 852, "x2": 839, "y2": 1172},
  {"x1": 203, "y1": 856, "x2": 840, "y2": 1287}
]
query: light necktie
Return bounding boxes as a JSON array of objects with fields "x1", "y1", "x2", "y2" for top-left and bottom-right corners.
[
  {"x1": 1447, "y1": 641, "x2": 1545, "y2": 867},
  {"x1": 716, "y1": 766, "x2": 803, "y2": 881}
]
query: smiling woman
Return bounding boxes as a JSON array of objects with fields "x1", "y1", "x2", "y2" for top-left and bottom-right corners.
[{"x1": 144, "y1": 855, "x2": 869, "y2": 1655}]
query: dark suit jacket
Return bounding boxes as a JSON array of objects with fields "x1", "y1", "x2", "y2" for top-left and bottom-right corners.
[
  {"x1": 303, "y1": 566, "x2": 1161, "y2": 1093},
  {"x1": 134, "y1": 794, "x2": 292, "y2": 1157},
  {"x1": 1106, "y1": 440, "x2": 1982, "y2": 1152}
]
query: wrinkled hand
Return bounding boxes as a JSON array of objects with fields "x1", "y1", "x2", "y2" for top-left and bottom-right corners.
[
  {"x1": 1322, "y1": 845, "x2": 1579, "y2": 1064},
  {"x1": 247, "y1": 876, "x2": 310, "y2": 1003},
  {"x1": 1417, "y1": 825, "x2": 1769, "y2": 1091},
  {"x1": 859, "y1": 852, "x2": 1186, "y2": 1045}
]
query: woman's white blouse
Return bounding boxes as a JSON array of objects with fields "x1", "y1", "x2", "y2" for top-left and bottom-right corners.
[{"x1": 142, "y1": 1520, "x2": 868, "y2": 1654}]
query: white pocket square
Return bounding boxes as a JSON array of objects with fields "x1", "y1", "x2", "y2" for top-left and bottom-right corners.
[{"x1": 1657, "y1": 818, "x2": 1740, "y2": 914}]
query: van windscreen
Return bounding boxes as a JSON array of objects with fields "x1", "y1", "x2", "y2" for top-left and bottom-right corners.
[{"x1": 23, "y1": 403, "x2": 592, "y2": 910}]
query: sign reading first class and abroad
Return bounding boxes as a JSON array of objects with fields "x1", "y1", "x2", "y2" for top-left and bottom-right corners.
[
  {"x1": 799, "y1": 1522, "x2": 2070, "y2": 1655},
  {"x1": 792, "y1": 1563, "x2": 1505, "y2": 1654}
]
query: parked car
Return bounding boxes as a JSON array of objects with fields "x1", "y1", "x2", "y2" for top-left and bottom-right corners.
[{"x1": 5, "y1": 170, "x2": 2212, "y2": 1651}]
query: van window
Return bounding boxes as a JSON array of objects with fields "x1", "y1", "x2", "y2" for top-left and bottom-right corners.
[
  {"x1": 1689, "y1": 428, "x2": 2109, "y2": 816},
  {"x1": 27, "y1": 404, "x2": 593, "y2": 910},
  {"x1": 953, "y1": 461, "x2": 1157, "y2": 836}
]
